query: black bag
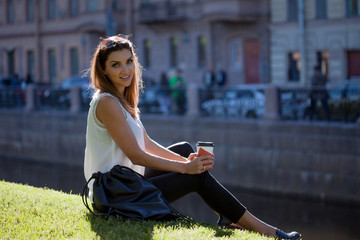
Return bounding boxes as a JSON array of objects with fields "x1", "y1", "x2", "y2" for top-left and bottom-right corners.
[{"x1": 82, "y1": 165, "x2": 182, "y2": 221}]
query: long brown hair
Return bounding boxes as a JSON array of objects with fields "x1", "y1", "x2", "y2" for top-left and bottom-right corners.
[{"x1": 90, "y1": 35, "x2": 143, "y2": 119}]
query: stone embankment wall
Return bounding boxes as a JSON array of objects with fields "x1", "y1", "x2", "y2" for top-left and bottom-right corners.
[{"x1": 1, "y1": 111, "x2": 359, "y2": 204}]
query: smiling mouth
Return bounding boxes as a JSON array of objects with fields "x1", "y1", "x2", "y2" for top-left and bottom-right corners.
[{"x1": 120, "y1": 74, "x2": 131, "y2": 80}]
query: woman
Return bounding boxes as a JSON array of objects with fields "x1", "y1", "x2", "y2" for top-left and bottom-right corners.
[{"x1": 84, "y1": 34, "x2": 301, "y2": 240}]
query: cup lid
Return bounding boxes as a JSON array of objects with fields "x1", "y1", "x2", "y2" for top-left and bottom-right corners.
[{"x1": 196, "y1": 141, "x2": 214, "y2": 147}]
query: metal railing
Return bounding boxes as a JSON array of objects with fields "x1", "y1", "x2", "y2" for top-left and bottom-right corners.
[
  {"x1": 199, "y1": 88, "x2": 265, "y2": 119},
  {"x1": 279, "y1": 88, "x2": 310, "y2": 120},
  {"x1": 279, "y1": 87, "x2": 360, "y2": 122},
  {"x1": 0, "y1": 87, "x2": 26, "y2": 109},
  {"x1": 139, "y1": 88, "x2": 186, "y2": 115},
  {"x1": 34, "y1": 87, "x2": 70, "y2": 111},
  {"x1": 1, "y1": 84, "x2": 359, "y2": 123}
]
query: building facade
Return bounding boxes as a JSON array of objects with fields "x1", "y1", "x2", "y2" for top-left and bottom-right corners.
[
  {"x1": 3, "y1": 0, "x2": 358, "y2": 88},
  {"x1": 0, "y1": 0, "x2": 270, "y2": 87},
  {"x1": 0, "y1": 0, "x2": 132, "y2": 84},
  {"x1": 134, "y1": 0, "x2": 270, "y2": 86},
  {"x1": 270, "y1": 0, "x2": 360, "y2": 87}
]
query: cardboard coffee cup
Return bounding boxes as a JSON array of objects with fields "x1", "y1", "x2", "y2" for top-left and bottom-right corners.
[{"x1": 196, "y1": 141, "x2": 214, "y2": 156}]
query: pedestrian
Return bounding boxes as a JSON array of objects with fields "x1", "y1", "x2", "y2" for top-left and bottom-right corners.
[
  {"x1": 309, "y1": 65, "x2": 329, "y2": 120},
  {"x1": 84, "y1": 34, "x2": 301, "y2": 240},
  {"x1": 203, "y1": 66, "x2": 215, "y2": 89},
  {"x1": 158, "y1": 72, "x2": 171, "y2": 115},
  {"x1": 169, "y1": 69, "x2": 186, "y2": 114},
  {"x1": 216, "y1": 69, "x2": 227, "y2": 87}
]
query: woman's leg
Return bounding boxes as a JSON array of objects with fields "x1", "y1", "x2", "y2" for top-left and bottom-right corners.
[
  {"x1": 146, "y1": 142, "x2": 301, "y2": 239},
  {"x1": 146, "y1": 141, "x2": 272, "y2": 234},
  {"x1": 148, "y1": 170, "x2": 246, "y2": 224},
  {"x1": 236, "y1": 211, "x2": 277, "y2": 237},
  {"x1": 150, "y1": 171, "x2": 300, "y2": 239}
]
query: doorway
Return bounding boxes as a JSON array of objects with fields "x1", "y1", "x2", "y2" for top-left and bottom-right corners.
[{"x1": 244, "y1": 40, "x2": 260, "y2": 84}]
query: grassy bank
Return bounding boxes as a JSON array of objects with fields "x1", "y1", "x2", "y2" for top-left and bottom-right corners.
[{"x1": 0, "y1": 181, "x2": 271, "y2": 239}]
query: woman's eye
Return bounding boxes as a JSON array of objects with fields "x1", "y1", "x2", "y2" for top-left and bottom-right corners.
[
  {"x1": 112, "y1": 63, "x2": 119, "y2": 67},
  {"x1": 127, "y1": 59, "x2": 133, "y2": 64}
]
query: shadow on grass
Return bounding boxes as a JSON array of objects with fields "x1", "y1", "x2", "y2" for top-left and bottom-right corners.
[{"x1": 86, "y1": 213, "x2": 235, "y2": 239}]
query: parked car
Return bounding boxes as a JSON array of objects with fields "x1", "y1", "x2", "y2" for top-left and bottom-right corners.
[
  {"x1": 139, "y1": 88, "x2": 162, "y2": 114},
  {"x1": 327, "y1": 81, "x2": 360, "y2": 102},
  {"x1": 60, "y1": 76, "x2": 90, "y2": 89},
  {"x1": 43, "y1": 76, "x2": 92, "y2": 109},
  {"x1": 280, "y1": 89, "x2": 310, "y2": 120},
  {"x1": 327, "y1": 80, "x2": 360, "y2": 121},
  {"x1": 201, "y1": 86, "x2": 266, "y2": 118}
]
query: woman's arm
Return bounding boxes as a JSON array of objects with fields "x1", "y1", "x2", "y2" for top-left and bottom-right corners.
[
  {"x1": 96, "y1": 96, "x2": 213, "y2": 174},
  {"x1": 143, "y1": 128, "x2": 187, "y2": 162}
]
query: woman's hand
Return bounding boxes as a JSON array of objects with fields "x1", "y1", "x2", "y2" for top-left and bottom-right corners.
[
  {"x1": 187, "y1": 153, "x2": 198, "y2": 161},
  {"x1": 184, "y1": 154, "x2": 215, "y2": 174}
]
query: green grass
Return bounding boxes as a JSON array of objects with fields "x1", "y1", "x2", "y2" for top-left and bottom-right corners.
[{"x1": 0, "y1": 181, "x2": 272, "y2": 239}]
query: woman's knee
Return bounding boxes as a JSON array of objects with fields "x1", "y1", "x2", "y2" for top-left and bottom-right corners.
[
  {"x1": 179, "y1": 141, "x2": 195, "y2": 154},
  {"x1": 167, "y1": 141, "x2": 195, "y2": 157}
]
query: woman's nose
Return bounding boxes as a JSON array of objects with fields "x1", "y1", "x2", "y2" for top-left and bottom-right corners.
[{"x1": 120, "y1": 65, "x2": 129, "y2": 74}]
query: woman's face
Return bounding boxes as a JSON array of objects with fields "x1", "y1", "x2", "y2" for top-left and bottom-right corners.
[{"x1": 103, "y1": 49, "x2": 135, "y2": 95}]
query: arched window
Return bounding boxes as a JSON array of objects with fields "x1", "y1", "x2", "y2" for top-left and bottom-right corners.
[
  {"x1": 27, "y1": 0, "x2": 35, "y2": 22},
  {"x1": 287, "y1": 0, "x2": 298, "y2": 22},
  {"x1": 48, "y1": 0, "x2": 56, "y2": 20},
  {"x1": 230, "y1": 39, "x2": 243, "y2": 69},
  {"x1": 169, "y1": 37, "x2": 178, "y2": 68},
  {"x1": 288, "y1": 51, "x2": 301, "y2": 82},
  {"x1": 346, "y1": 0, "x2": 360, "y2": 17},
  {"x1": 316, "y1": 0, "x2": 327, "y2": 19},
  {"x1": 197, "y1": 36, "x2": 207, "y2": 68},
  {"x1": 87, "y1": 0, "x2": 98, "y2": 12},
  {"x1": 7, "y1": 0, "x2": 15, "y2": 24},
  {"x1": 143, "y1": 39, "x2": 152, "y2": 68}
]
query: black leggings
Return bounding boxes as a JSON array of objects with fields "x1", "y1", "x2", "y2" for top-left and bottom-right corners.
[{"x1": 144, "y1": 142, "x2": 247, "y2": 223}]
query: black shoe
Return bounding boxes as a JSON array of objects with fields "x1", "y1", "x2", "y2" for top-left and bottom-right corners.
[
  {"x1": 217, "y1": 215, "x2": 233, "y2": 228},
  {"x1": 276, "y1": 229, "x2": 301, "y2": 240},
  {"x1": 216, "y1": 215, "x2": 244, "y2": 230}
]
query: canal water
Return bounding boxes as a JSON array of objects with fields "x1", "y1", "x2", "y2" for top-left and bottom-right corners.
[{"x1": 1, "y1": 157, "x2": 360, "y2": 240}]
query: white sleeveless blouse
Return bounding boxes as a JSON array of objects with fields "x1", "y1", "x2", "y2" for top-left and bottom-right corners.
[{"x1": 84, "y1": 93, "x2": 145, "y2": 185}]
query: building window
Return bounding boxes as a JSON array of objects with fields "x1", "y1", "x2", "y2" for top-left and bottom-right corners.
[
  {"x1": 7, "y1": 50, "x2": 15, "y2": 76},
  {"x1": 27, "y1": 50, "x2": 35, "y2": 82},
  {"x1": 231, "y1": 40, "x2": 243, "y2": 69},
  {"x1": 287, "y1": 0, "x2": 298, "y2": 22},
  {"x1": 27, "y1": 0, "x2": 35, "y2": 22},
  {"x1": 70, "y1": 0, "x2": 79, "y2": 17},
  {"x1": 112, "y1": 0, "x2": 119, "y2": 10},
  {"x1": 7, "y1": 0, "x2": 15, "y2": 24},
  {"x1": 48, "y1": 0, "x2": 56, "y2": 20},
  {"x1": 70, "y1": 48, "x2": 79, "y2": 76},
  {"x1": 143, "y1": 39, "x2": 151, "y2": 68},
  {"x1": 288, "y1": 51, "x2": 301, "y2": 81},
  {"x1": 169, "y1": 37, "x2": 178, "y2": 68},
  {"x1": 87, "y1": 0, "x2": 98, "y2": 12},
  {"x1": 316, "y1": 0, "x2": 327, "y2": 19},
  {"x1": 197, "y1": 36, "x2": 207, "y2": 68},
  {"x1": 48, "y1": 49, "x2": 57, "y2": 83},
  {"x1": 346, "y1": 0, "x2": 360, "y2": 17},
  {"x1": 316, "y1": 51, "x2": 329, "y2": 78}
]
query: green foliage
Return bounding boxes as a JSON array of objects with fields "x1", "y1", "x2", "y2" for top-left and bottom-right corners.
[{"x1": 0, "y1": 181, "x2": 271, "y2": 239}]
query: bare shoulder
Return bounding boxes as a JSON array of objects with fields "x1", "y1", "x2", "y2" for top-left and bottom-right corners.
[
  {"x1": 97, "y1": 95, "x2": 120, "y2": 111},
  {"x1": 98, "y1": 94, "x2": 118, "y2": 105},
  {"x1": 96, "y1": 95, "x2": 125, "y2": 124}
]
